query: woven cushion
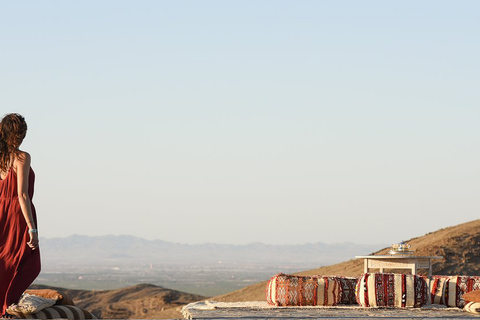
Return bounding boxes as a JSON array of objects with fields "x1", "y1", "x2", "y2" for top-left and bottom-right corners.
[
  {"x1": 428, "y1": 275, "x2": 449, "y2": 305},
  {"x1": 7, "y1": 294, "x2": 56, "y2": 315},
  {"x1": 266, "y1": 273, "x2": 317, "y2": 306},
  {"x1": 444, "y1": 276, "x2": 480, "y2": 308},
  {"x1": 429, "y1": 275, "x2": 480, "y2": 308},
  {"x1": 317, "y1": 276, "x2": 342, "y2": 306},
  {"x1": 337, "y1": 277, "x2": 359, "y2": 305},
  {"x1": 12, "y1": 305, "x2": 96, "y2": 319},
  {"x1": 266, "y1": 273, "x2": 342, "y2": 306},
  {"x1": 356, "y1": 273, "x2": 428, "y2": 308}
]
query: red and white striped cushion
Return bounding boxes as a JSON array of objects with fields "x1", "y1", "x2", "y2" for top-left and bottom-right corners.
[
  {"x1": 429, "y1": 275, "x2": 480, "y2": 308},
  {"x1": 428, "y1": 275, "x2": 449, "y2": 305},
  {"x1": 356, "y1": 273, "x2": 428, "y2": 308},
  {"x1": 266, "y1": 273, "x2": 342, "y2": 306},
  {"x1": 444, "y1": 276, "x2": 480, "y2": 308}
]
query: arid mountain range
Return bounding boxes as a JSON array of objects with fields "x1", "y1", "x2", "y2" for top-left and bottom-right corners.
[
  {"x1": 34, "y1": 219, "x2": 480, "y2": 319},
  {"x1": 40, "y1": 235, "x2": 382, "y2": 268}
]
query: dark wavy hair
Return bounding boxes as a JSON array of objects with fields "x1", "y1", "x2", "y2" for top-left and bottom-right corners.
[{"x1": 0, "y1": 113, "x2": 28, "y2": 172}]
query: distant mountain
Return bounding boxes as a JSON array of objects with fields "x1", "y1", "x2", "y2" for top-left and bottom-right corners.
[
  {"x1": 35, "y1": 221, "x2": 480, "y2": 319},
  {"x1": 40, "y1": 234, "x2": 384, "y2": 268}
]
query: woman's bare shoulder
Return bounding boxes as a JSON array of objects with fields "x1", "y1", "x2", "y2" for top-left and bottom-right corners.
[{"x1": 14, "y1": 150, "x2": 31, "y2": 166}]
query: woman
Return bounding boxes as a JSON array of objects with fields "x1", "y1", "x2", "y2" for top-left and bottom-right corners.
[{"x1": 0, "y1": 113, "x2": 41, "y2": 317}]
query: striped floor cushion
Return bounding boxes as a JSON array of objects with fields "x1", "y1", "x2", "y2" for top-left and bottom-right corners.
[
  {"x1": 13, "y1": 305, "x2": 97, "y2": 319},
  {"x1": 317, "y1": 276, "x2": 342, "y2": 306},
  {"x1": 429, "y1": 275, "x2": 480, "y2": 308},
  {"x1": 429, "y1": 275, "x2": 449, "y2": 305},
  {"x1": 356, "y1": 273, "x2": 428, "y2": 308},
  {"x1": 266, "y1": 273, "x2": 342, "y2": 306}
]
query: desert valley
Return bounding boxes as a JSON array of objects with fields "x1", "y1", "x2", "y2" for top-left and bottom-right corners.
[{"x1": 31, "y1": 219, "x2": 480, "y2": 319}]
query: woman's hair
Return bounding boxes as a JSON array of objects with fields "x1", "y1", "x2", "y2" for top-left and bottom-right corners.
[{"x1": 0, "y1": 113, "x2": 28, "y2": 172}]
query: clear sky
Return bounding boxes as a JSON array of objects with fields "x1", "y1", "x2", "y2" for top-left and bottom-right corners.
[{"x1": 1, "y1": 1, "x2": 478, "y2": 245}]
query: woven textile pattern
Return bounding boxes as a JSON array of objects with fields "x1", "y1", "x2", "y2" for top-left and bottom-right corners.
[
  {"x1": 356, "y1": 273, "x2": 427, "y2": 308},
  {"x1": 429, "y1": 275, "x2": 480, "y2": 308},
  {"x1": 266, "y1": 274, "x2": 342, "y2": 306},
  {"x1": 414, "y1": 275, "x2": 428, "y2": 307},
  {"x1": 429, "y1": 276, "x2": 449, "y2": 305},
  {"x1": 266, "y1": 274, "x2": 318, "y2": 306},
  {"x1": 337, "y1": 277, "x2": 359, "y2": 305},
  {"x1": 317, "y1": 277, "x2": 342, "y2": 306},
  {"x1": 446, "y1": 276, "x2": 480, "y2": 308}
]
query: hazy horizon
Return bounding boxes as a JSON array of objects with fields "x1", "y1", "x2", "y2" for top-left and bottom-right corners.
[
  {"x1": 40, "y1": 232, "x2": 390, "y2": 246},
  {"x1": 1, "y1": 1, "x2": 478, "y2": 245}
]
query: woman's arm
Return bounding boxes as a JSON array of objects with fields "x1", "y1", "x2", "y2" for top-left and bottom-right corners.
[{"x1": 16, "y1": 151, "x2": 39, "y2": 250}]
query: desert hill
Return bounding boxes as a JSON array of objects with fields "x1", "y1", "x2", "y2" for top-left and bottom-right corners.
[
  {"x1": 31, "y1": 219, "x2": 480, "y2": 319},
  {"x1": 213, "y1": 219, "x2": 480, "y2": 302},
  {"x1": 30, "y1": 283, "x2": 204, "y2": 319}
]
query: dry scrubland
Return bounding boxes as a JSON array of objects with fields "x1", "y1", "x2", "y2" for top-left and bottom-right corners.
[
  {"x1": 34, "y1": 219, "x2": 480, "y2": 319},
  {"x1": 30, "y1": 283, "x2": 204, "y2": 319}
]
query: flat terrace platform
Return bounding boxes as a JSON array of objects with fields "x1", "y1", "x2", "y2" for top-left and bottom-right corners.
[{"x1": 181, "y1": 301, "x2": 480, "y2": 320}]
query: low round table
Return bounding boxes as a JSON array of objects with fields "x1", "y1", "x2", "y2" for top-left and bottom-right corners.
[{"x1": 355, "y1": 255, "x2": 443, "y2": 278}]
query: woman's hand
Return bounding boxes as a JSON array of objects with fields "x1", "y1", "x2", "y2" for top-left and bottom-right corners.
[{"x1": 28, "y1": 231, "x2": 39, "y2": 250}]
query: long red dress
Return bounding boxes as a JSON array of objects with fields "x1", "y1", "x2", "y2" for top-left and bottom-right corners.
[{"x1": 0, "y1": 168, "x2": 41, "y2": 315}]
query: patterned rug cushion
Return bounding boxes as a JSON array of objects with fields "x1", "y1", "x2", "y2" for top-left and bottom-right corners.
[
  {"x1": 356, "y1": 273, "x2": 428, "y2": 308},
  {"x1": 429, "y1": 276, "x2": 480, "y2": 307},
  {"x1": 336, "y1": 277, "x2": 359, "y2": 305},
  {"x1": 266, "y1": 273, "x2": 342, "y2": 306},
  {"x1": 464, "y1": 302, "x2": 480, "y2": 315},
  {"x1": 12, "y1": 305, "x2": 97, "y2": 319},
  {"x1": 266, "y1": 273, "x2": 317, "y2": 306},
  {"x1": 444, "y1": 276, "x2": 480, "y2": 308},
  {"x1": 317, "y1": 276, "x2": 342, "y2": 306},
  {"x1": 463, "y1": 290, "x2": 480, "y2": 303}
]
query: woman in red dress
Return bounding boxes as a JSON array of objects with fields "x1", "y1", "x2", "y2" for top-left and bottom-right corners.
[{"x1": 0, "y1": 113, "x2": 41, "y2": 317}]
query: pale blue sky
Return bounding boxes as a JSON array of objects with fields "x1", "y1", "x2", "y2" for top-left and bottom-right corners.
[{"x1": 1, "y1": 1, "x2": 478, "y2": 244}]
